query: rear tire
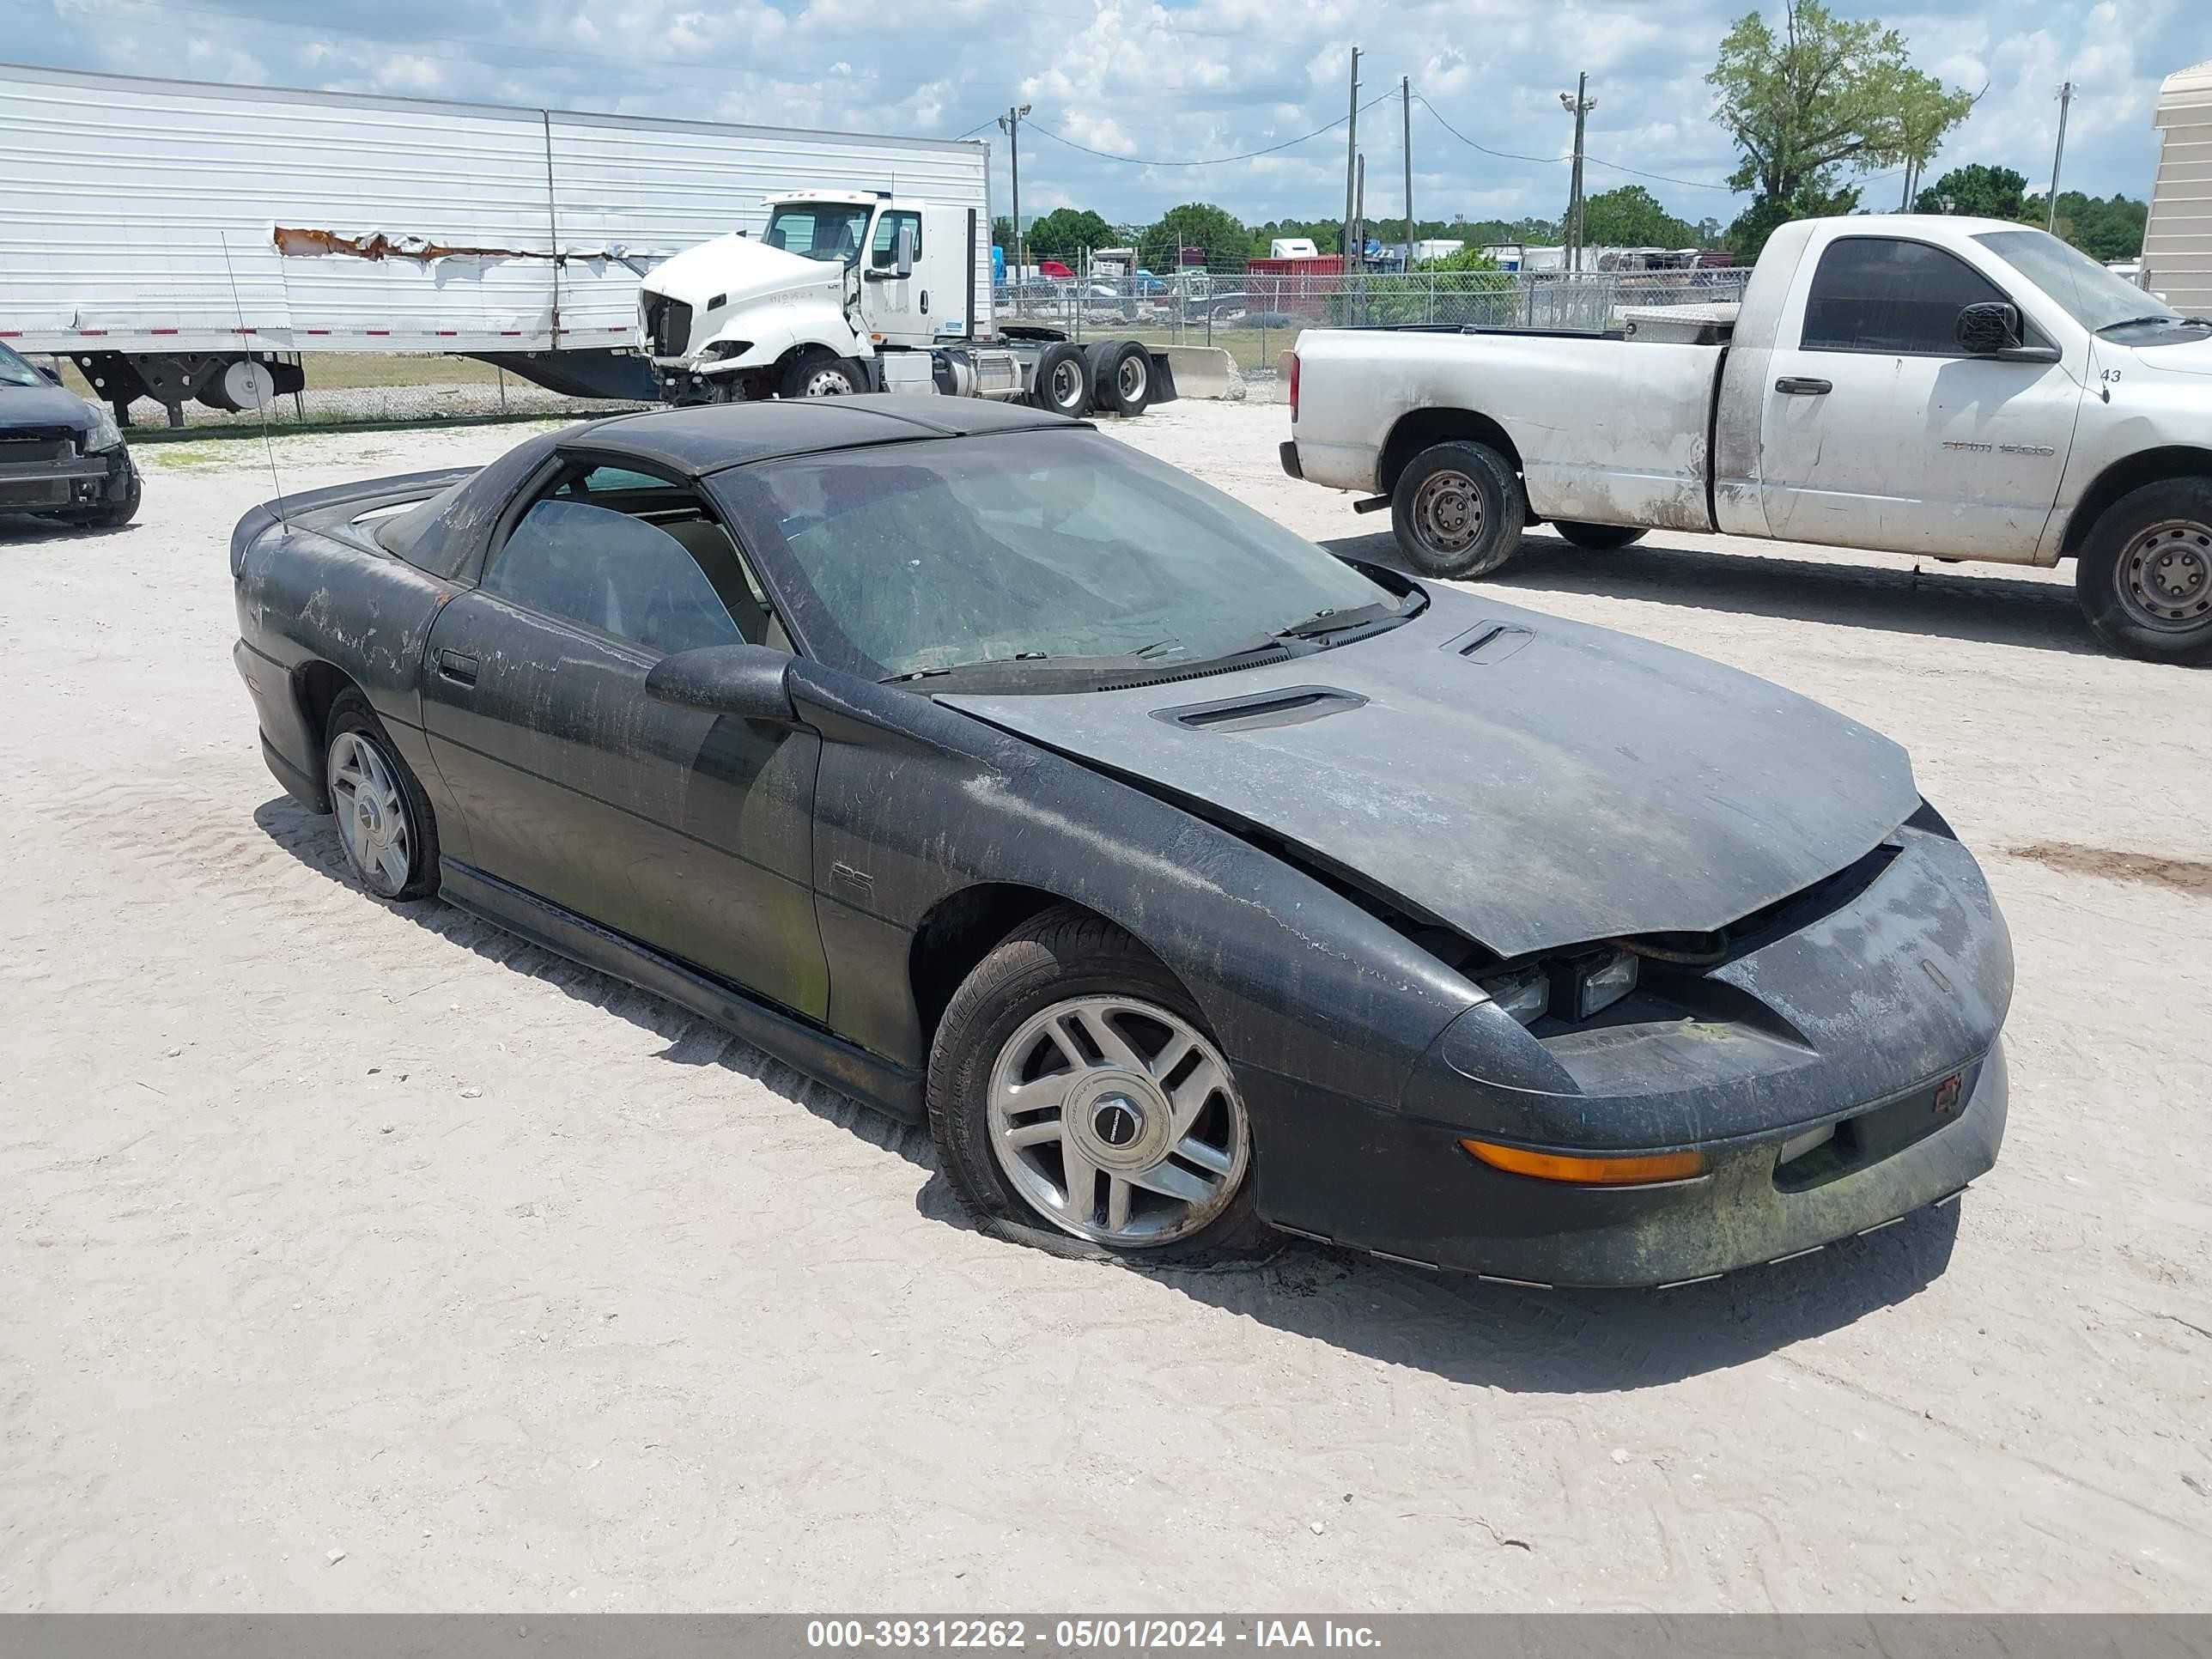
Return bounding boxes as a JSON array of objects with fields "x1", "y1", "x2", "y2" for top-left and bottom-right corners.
[
  {"x1": 928, "y1": 904, "x2": 1270, "y2": 1264},
  {"x1": 324, "y1": 691, "x2": 441, "y2": 901},
  {"x1": 2075, "y1": 477, "x2": 2212, "y2": 665},
  {"x1": 1390, "y1": 441, "x2": 1526, "y2": 579},
  {"x1": 780, "y1": 349, "x2": 863, "y2": 399},
  {"x1": 1091, "y1": 340, "x2": 1151, "y2": 417},
  {"x1": 1551, "y1": 520, "x2": 1646, "y2": 550},
  {"x1": 1031, "y1": 342, "x2": 1091, "y2": 417}
]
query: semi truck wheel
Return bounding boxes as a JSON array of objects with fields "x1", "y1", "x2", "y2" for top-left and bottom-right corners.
[
  {"x1": 1032, "y1": 343, "x2": 1091, "y2": 417},
  {"x1": 1391, "y1": 441, "x2": 1526, "y2": 580},
  {"x1": 781, "y1": 349, "x2": 862, "y2": 398},
  {"x1": 1551, "y1": 520, "x2": 1647, "y2": 550},
  {"x1": 1091, "y1": 340, "x2": 1151, "y2": 417},
  {"x1": 2075, "y1": 477, "x2": 2212, "y2": 665}
]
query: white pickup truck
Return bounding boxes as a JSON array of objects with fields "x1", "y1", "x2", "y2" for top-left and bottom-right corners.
[{"x1": 1283, "y1": 214, "x2": 2212, "y2": 663}]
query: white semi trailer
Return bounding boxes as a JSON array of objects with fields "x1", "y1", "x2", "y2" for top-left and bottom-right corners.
[{"x1": 0, "y1": 62, "x2": 994, "y2": 424}]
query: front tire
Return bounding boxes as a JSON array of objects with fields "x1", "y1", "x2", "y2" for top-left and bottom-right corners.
[
  {"x1": 1390, "y1": 440, "x2": 1526, "y2": 578},
  {"x1": 60, "y1": 470, "x2": 140, "y2": 528},
  {"x1": 780, "y1": 349, "x2": 863, "y2": 399},
  {"x1": 2075, "y1": 477, "x2": 2212, "y2": 664},
  {"x1": 928, "y1": 905, "x2": 1267, "y2": 1261},
  {"x1": 1551, "y1": 520, "x2": 1646, "y2": 550},
  {"x1": 324, "y1": 691, "x2": 441, "y2": 901}
]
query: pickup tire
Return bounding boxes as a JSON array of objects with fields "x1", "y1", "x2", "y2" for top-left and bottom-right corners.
[
  {"x1": 2075, "y1": 478, "x2": 2212, "y2": 665},
  {"x1": 1551, "y1": 520, "x2": 1647, "y2": 550},
  {"x1": 1391, "y1": 441, "x2": 1525, "y2": 579}
]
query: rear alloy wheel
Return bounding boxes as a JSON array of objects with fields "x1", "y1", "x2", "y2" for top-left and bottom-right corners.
[
  {"x1": 928, "y1": 905, "x2": 1267, "y2": 1261},
  {"x1": 324, "y1": 692, "x2": 441, "y2": 901},
  {"x1": 1551, "y1": 520, "x2": 1647, "y2": 550},
  {"x1": 781, "y1": 349, "x2": 863, "y2": 399},
  {"x1": 1390, "y1": 440, "x2": 1526, "y2": 579},
  {"x1": 2076, "y1": 477, "x2": 2212, "y2": 665},
  {"x1": 1031, "y1": 342, "x2": 1091, "y2": 417}
]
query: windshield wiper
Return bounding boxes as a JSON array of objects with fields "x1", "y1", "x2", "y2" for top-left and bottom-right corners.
[
  {"x1": 2097, "y1": 314, "x2": 2185, "y2": 333},
  {"x1": 1273, "y1": 599, "x2": 1406, "y2": 640}
]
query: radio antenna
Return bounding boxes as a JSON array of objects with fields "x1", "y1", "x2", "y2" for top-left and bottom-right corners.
[{"x1": 219, "y1": 230, "x2": 287, "y2": 524}]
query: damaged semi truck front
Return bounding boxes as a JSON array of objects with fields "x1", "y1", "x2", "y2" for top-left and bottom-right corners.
[{"x1": 638, "y1": 191, "x2": 1174, "y2": 419}]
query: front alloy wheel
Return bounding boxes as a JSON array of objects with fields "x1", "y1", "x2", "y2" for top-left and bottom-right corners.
[{"x1": 987, "y1": 994, "x2": 1249, "y2": 1248}]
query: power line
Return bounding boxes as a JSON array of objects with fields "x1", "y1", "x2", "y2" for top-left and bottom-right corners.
[
  {"x1": 1024, "y1": 89, "x2": 1396, "y2": 168},
  {"x1": 1416, "y1": 94, "x2": 1741, "y2": 194}
]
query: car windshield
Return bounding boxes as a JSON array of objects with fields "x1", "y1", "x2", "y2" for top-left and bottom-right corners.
[
  {"x1": 0, "y1": 341, "x2": 46, "y2": 387},
  {"x1": 763, "y1": 204, "x2": 872, "y2": 265},
  {"x1": 1973, "y1": 228, "x2": 2179, "y2": 333},
  {"x1": 717, "y1": 428, "x2": 1405, "y2": 684}
]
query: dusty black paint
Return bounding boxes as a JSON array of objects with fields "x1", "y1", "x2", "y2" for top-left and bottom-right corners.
[{"x1": 230, "y1": 398, "x2": 2014, "y2": 1287}]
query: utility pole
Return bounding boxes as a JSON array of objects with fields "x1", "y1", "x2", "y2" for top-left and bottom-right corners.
[
  {"x1": 2046, "y1": 81, "x2": 2074, "y2": 231},
  {"x1": 1559, "y1": 74, "x2": 1595, "y2": 274},
  {"x1": 1354, "y1": 151, "x2": 1367, "y2": 320},
  {"x1": 999, "y1": 102, "x2": 1031, "y2": 290},
  {"x1": 1401, "y1": 75, "x2": 1414, "y2": 266},
  {"x1": 1341, "y1": 47, "x2": 1361, "y2": 286}
]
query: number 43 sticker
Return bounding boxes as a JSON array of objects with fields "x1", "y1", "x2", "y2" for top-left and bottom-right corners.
[{"x1": 2101, "y1": 368, "x2": 2123, "y2": 382}]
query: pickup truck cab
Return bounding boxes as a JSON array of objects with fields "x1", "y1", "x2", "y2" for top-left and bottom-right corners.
[{"x1": 1284, "y1": 215, "x2": 2212, "y2": 663}]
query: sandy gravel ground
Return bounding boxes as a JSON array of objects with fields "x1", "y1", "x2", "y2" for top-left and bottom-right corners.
[{"x1": 3, "y1": 401, "x2": 2208, "y2": 1613}]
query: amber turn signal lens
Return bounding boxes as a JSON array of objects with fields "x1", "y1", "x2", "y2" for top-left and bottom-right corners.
[{"x1": 1460, "y1": 1139, "x2": 1707, "y2": 1186}]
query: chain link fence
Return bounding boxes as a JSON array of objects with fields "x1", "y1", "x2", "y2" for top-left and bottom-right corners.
[{"x1": 999, "y1": 264, "x2": 1753, "y2": 387}]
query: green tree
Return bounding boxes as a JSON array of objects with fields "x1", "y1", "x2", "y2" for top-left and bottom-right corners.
[
  {"x1": 1708, "y1": 0, "x2": 1970, "y2": 258},
  {"x1": 1417, "y1": 246, "x2": 1504, "y2": 272},
  {"x1": 1023, "y1": 208, "x2": 1115, "y2": 264},
  {"x1": 2022, "y1": 191, "x2": 2148, "y2": 263},
  {"x1": 1138, "y1": 202, "x2": 1247, "y2": 270},
  {"x1": 1913, "y1": 164, "x2": 2026, "y2": 218},
  {"x1": 991, "y1": 216, "x2": 1015, "y2": 253},
  {"x1": 1578, "y1": 185, "x2": 1698, "y2": 248}
]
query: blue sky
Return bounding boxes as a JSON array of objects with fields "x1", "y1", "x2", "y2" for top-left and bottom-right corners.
[{"x1": 7, "y1": 0, "x2": 2195, "y2": 232}]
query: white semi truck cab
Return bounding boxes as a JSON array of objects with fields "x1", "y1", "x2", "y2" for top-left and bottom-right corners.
[{"x1": 640, "y1": 191, "x2": 1173, "y2": 419}]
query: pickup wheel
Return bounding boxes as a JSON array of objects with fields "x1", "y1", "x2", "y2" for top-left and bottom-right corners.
[
  {"x1": 1551, "y1": 520, "x2": 1646, "y2": 550},
  {"x1": 1391, "y1": 441, "x2": 1526, "y2": 579},
  {"x1": 2075, "y1": 477, "x2": 2212, "y2": 665}
]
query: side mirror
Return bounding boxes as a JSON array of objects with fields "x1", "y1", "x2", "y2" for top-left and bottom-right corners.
[
  {"x1": 896, "y1": 222, "x2": 916, "y2": 279},
  {"x1": 1955, "y1": 301, "x2": 2021, "y2": 356},
  {"x1": 39, "y1": 364, "x2": 63, "y2": 385},
  {"x1": 645, "y1": 642, "x2": 798, "y2": 724}
]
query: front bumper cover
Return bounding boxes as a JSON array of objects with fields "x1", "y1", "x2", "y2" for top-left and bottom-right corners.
[{"x1": 0, "y1": 438, "x2": 134, "y2": 514}]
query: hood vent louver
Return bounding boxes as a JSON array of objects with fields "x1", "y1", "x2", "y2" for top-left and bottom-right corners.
[
  {"x1": 1152, "y1": 685, "x2": 1367, "y2": 734},
  {"x1": 1446, "y1": 622, "x2": 1534, "y2": 664}
]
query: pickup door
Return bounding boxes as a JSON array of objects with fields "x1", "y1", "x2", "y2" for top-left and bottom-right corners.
[{"x1": 1749, "y1": 232, "x2": 2084, "y2": 561}]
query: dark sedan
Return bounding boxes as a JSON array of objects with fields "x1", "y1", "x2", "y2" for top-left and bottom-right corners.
[
  {"x1": 230, "y1": 398, "x2": 2010, "y2": 1286},
  {"x1": 0, "y1": 341, "x2": 140, "y2": 527}
]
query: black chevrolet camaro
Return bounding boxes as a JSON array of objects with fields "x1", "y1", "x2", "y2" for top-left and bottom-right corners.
[{"x1": 231, "y1": 397, "x2": 2011, "y2": 1286}]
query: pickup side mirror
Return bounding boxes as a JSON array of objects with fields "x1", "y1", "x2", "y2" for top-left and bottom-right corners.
[
  {"x1": 644, "y1": 642, "x2": 798, "y2": 723},
  {"x1": 1955, "y1": 301, "x2": 2022, "y2": 356}
]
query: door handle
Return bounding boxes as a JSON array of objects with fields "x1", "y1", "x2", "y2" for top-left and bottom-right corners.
[
  {"x1": 436, "y1": 649, "x2": 479, "y2": 687},
  {"x1": 920, "y1": 289, "x2": 930, "y2": 313},
  {"x1": 1775, "y1": 376, "x2": 1832, "y2": 396}
]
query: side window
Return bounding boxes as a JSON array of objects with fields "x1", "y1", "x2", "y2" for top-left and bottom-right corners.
[
  {"x1": 485, "y1": 465, "x2": 779, "y2": 655},
  {"x1": 871, "y1": 210, "x2": 921, "y2": 270},
  {"x1": 1801, "y1": 238, "x2": 2008, "y2": 355}
]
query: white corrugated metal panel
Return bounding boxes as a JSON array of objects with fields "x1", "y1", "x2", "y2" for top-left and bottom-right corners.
[
  {"x1": 0, "y1": 61, "x2": 992, "y2": 356},
  {"x1": 2146, "y1": 63, "x2": 2212, "y2": 315},
  {"x1": 548, "y1": 112, "x2": 993, "y2": 338}
]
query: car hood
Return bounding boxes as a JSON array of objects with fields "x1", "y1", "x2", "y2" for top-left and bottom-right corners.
[
  {"x1": 2124, "y1": 332, "x2": 2212, "y2": 377},
  {"x1": 0, "y1": 383, "x2": 97, "y2": 431},
  {"x1": 940, "y1": 587, "x2": 1920, "y2": 958},
  {"x1": 641, "y1": 233, "x2": 842, "y2": 313}
]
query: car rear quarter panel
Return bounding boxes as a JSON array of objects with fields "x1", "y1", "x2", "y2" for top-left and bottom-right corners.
[{"x1": 233, "y1": 516, "x2": 457, "y2": 834}]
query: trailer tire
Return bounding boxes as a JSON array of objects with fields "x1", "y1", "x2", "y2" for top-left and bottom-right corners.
[
  {"x1": 1391, "y1": 441, "x2": 1526, "y2": 580},
  {"x1": 1551, "y1": 520, "x2": 1647, "y2": 550},
  {"x1": 1032, "y1": 343, "x2": 1091, "y2": 417},
  {"x1": 781, "y1": 349, "x2": 863, "y2": 399},
  {"x1": 2075, "y1": 477, "x2": 2212, "y2": 665},
  {"x1": 1092, "y1": 340, "x2": 1151, "y2": 417}
]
